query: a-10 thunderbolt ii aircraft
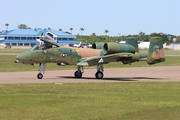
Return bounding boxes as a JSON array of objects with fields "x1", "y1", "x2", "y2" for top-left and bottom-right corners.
[{"x1": 14, "y1": 35, "x2": 165, "y2": 79}]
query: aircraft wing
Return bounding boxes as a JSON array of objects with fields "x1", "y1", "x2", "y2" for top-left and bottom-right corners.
[{"x1": 77, "y1": 53, "x2": 134, "y2": 66}]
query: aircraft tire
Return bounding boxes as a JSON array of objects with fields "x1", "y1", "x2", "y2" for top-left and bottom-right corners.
[
  {"x1": 37, "y1": 73, "x2": 43, "y2": 79},
  {"x1": 95, "y1": 71, "x2": 103, "y2": 79},
  {"x1": 74, "y1": 71, "x2": 82, "y2": 78}
]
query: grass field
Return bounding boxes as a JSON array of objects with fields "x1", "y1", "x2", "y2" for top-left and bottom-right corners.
[
  {"x1": 0, "y1": 83, "x2": 180, "y2": 120},
  {"x1": 139, "y1": 49, "x2": 180, "y2": 55},
  {"x1": 0, "y1": 49, "x2": 180, "y2": 119},
  {"x1": 0, "y1": 48, "x2": 27, "y2": 53}
]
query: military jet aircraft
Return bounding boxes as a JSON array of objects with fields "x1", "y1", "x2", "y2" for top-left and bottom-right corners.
[{"x1": 14, "y1": 36, "x2": 165, "y2": 79}]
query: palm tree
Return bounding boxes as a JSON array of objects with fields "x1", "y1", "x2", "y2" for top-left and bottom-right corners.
[
  {"x1": 104, "y1": 29, "x2": 109, "y2": 36},
  {"x1": 69, "y1": 28, "x2": 73, "y2": 34},
  {"x1": 80, "y1": 28, "x2": 84, "y2": 35},
  {"x1": 79, "y1": 28, "x2": 84, "y2": 40},
  {"x1": 18, "y1": 24, "x2": 27, "y2": 29},
  {"x1": 91, "y1": 33, "x2": 96, "y2": 43},
  {"x1": 138, "y1": 31, "x2": 145, "y2": 41},
  {"x1": 91, "y1": 33, "x2": 96, "y2": 39},
  {"x1": 59, "y1": 29, "x2": 63, "y2": 32},
  {"x1": 139, "y1": 31, "x2": 145, "y2": 36},
  {"x1": 104, "y1": 29, "x2": 109, "y2": 41},
  {"x1": 5, "y1": 23, "x2": 9, "y2": 30}
]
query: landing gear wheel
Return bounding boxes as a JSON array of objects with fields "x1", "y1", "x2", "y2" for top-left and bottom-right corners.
[
  {"x1": 74, "y1": 71, "x2": 82, "y2": 78},
  {"x1": 37, "y1": 73, "x2": 43, "y2": 79},
  {"x1": 95, "y1": 71, "x2": 104, "y2": 79}
]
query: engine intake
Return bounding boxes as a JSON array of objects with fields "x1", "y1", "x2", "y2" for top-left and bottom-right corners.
[{"x1": 92, "y1": 42, "x2": 105, "y2": 49}]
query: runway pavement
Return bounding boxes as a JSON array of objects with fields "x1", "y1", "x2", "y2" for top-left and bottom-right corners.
[{"x1": 0, "y1": 66, "x2": 180, "y2": 84}]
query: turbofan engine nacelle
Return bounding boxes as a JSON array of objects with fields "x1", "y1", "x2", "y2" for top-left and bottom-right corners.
[
  {"x1": 103, "y1": 42, "x2": 135, "y2": 55},
  {"x1": 92, "y1": 42, "x2": 105, "y2": 49}
]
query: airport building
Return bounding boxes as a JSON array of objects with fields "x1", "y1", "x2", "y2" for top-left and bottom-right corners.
[{"x1": 0, "y1": 28, "x2": 80, "y2": 47}]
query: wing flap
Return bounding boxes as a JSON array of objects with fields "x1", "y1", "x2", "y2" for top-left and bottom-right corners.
[{"x1": 77, "y1": 53, "x2": 134, "y2": 66}]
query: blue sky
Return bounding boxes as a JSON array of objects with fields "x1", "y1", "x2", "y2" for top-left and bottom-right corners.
[{"x1": 1, "y1": 0, "x2": 180, "y2": 36}]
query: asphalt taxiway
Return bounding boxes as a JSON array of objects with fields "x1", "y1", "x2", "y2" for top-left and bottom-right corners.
[{"x1": 0, "y1": 66, "x2": 180, "y2": 84}]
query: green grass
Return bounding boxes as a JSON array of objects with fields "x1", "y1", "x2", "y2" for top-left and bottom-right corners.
[
  {"x1": 0, "y1": 55, "x2": 179, "y2": 72},
  {"x1": 0, "y1": 83, "x2": 180, "y2": 120},
  {"x1": 0, "y1": 49, "x2": 180, "y2": 119},
  {"x1": 139, "y1": 49, "x2": 180, "y2": 55},
  {"x1": 0, "y1": 49, "x2": 27, "y2": 53}
]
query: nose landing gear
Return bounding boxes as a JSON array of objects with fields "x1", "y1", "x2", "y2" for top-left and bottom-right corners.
[
  {"x1": 37, "y1": 73, "x2": 43, "y2": 79},
  {"x1": 37, "y1": 63, "x2": 46, "y2": 79}
]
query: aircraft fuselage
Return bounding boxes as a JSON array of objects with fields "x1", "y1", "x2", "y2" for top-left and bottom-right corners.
[{"x1": 15, "y1": 47, "x2": 103, "y2": 65}]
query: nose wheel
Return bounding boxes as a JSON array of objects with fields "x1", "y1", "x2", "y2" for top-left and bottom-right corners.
[
  {"x1": 37, "y1": 63, "x2": 46, "y2": 79},
  {"x1": 37, "y1": 73, "x2": 43, "y2": 79}
]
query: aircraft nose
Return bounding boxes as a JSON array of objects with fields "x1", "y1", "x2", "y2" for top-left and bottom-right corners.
[
  {"x1": 14, "y1": 54, "x2": 21, "y2": 63},
  {"x1": 14, "y1": 53, "x2": 29, "y2": 63}
]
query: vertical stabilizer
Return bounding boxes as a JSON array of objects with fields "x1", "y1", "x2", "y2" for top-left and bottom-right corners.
[
  {"x1": 147, "y1": 37, "x2": 165, "y2": 64},
  {"x1": 125, "y1": 37, "x2": 139, "y2": 53}
]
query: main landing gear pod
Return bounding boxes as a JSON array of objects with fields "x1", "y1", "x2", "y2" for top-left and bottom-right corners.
[
  {"x1": 74, "y1": 64, "x2": 104, "y2": 79},
  {"x1": 95, "y1": 71, "x2": 103, "y2": 79},
  {"x1": 74, "y1": 71, "x2": 83, "y2": 78},
  {"x1": 74, "y1": 66, "x2": 84, "y2": 78}
]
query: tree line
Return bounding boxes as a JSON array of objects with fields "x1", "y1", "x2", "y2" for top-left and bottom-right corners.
[{"x1": 2, "y1": 23, "x2": 179, "y2": 44}]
